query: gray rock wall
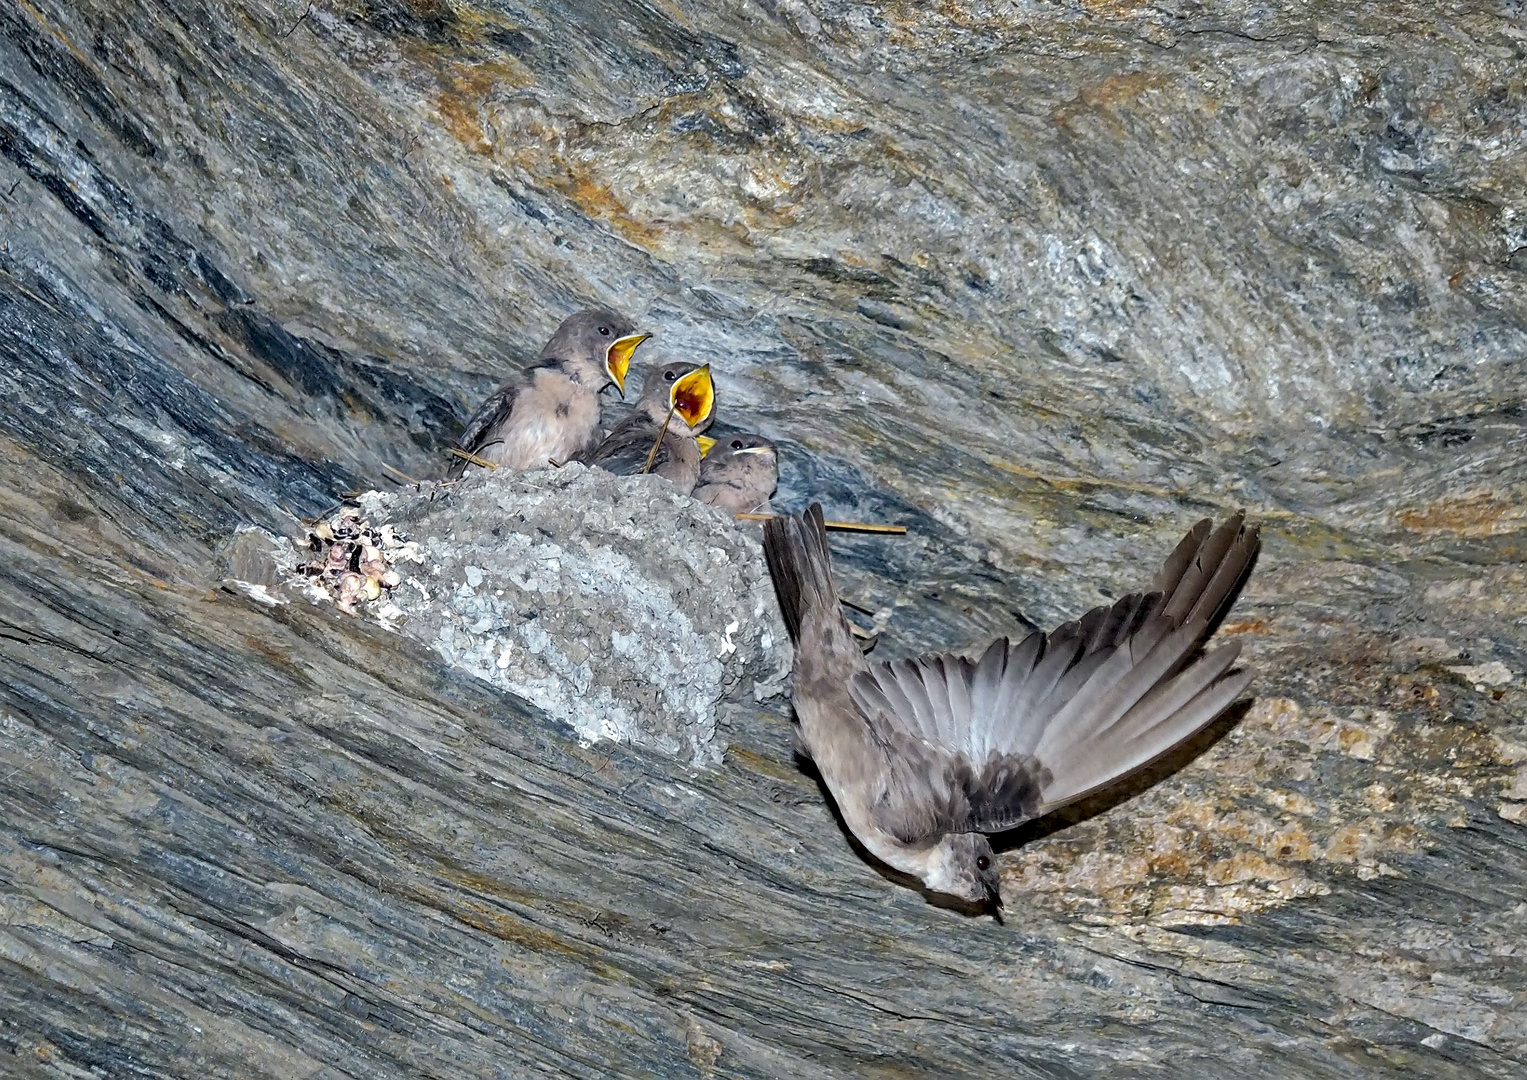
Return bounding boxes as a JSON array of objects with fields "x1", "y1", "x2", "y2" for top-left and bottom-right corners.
[{"x1": 2, "y1": 2, "x2": 1525, "y2": 1077}]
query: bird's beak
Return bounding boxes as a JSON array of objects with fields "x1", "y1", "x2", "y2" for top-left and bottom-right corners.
[
  {"x1": 604, "y1": 333, "x2": 649, "y2": 399},
  {"x1": 697, "y1": 435, "x2": 717, "y2": 458},
  {"x1": 670, "y1": 364, "x2": 715, "y2": 429},
  {"x1": 984, "y1": 881, "x2": 1004, "y2": 911}
]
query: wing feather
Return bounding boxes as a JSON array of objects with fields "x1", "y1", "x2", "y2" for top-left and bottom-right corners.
[
  {"x1": 1016, "y1": 633, "x2": 1083, "y2": 716},
  {"x1": 1110, "y1": 641, "x2": 1244, "y2": 747},
  {"x1": 890, "y1": 659, "x2": 936, "y2": 736},
  {"x1": 1150, "y1": 518, "x2": 1211, "y2": 598},
  {"x1": 856, "y1": 662, "x2": 917, "y2": 731},
  {"x1": 939, "y1": 655, "x2": 974, "y2": 744},
  {"x1": 1040, "y1": 667, "x2": 1253, "y2": 811},
  {"x1": 1033, "y1": 646, "x2": 1115, "y2": 725},
  {"x1": 855, "y1": 513, "x2": 1259, "y2": 839},
  {"x1": 918, "y1": 658, "x2": 955, "y2": 745},
  {"x1": 988, "y1": 632, "x2": 1044, "y2": 753},
  {"x1": 967, "y1": 639, "x2": 1009, "y2": 760},
  {"x1": 1161, "y1": 512, "x2": 1243, "y2": 623},
  {"x1": 577, "y1": 417, "x2": 670, "y2": 475},
  {"x1": 446, "y1": 378, "x2": 525, "y2": 479},
  {"x1": 1186, "y1": 523, "x2": 1260, "y2": 627},
  {"x1": 1036, "y1": 617, "x2": 1204, "y2": 759}
]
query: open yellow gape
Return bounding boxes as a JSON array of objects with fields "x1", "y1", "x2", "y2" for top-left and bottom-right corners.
[
  {"x1": 603, "y1": 332, "x2": 649, "y2": 397},
  {"x1": 670, "y1": 364, "x2": 715, "y2": 429}
]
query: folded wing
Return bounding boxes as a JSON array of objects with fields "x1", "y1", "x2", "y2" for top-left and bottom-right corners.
[
  {"x1": 855, "y1": 513, "x2": 1260, "y2": 840},
  {"x1": 446, "y1": 380, "x2": 523, "y2": 479},
  {"x1": 574, "y1": 415, "x2": 667, "y2": 474}
]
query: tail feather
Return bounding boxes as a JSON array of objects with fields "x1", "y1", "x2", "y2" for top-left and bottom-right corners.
[
  {"x1": 1159, "y1": 511, "x2": 1246, "y2": 624},
  {"x1": 762, "y1": 503, "x2": 840, "y2": 645},
  {"x1": 1150, "y1": 518, "x2": 1211, "y2": 599}
]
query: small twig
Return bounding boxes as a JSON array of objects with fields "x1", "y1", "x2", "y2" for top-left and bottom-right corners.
[
  {"x1": 279, "y1": 1, "x2": 313, "y2": 38},
  {"x1": 735, "y1": 513, "x2": 907, "y2": 535},
  {"x1": 839, "y1": 596, "x2": 877, "y2": 616},
  {"x1": 0, "y1": 758, "x2": 37, "y2": 786},
  {"x1": 642, "y1": 405, "x2": 676, "y2": 475},
  {"x1": 307, "y1": 500, "x2": 347, "y2": 524},
  {"x1": 0, "y1": 267, "x2": 60, "y2": 314},
  {"x1": 447, "y1": 447, "x2": 499, "y2": 470},
  {"x1": 379, "y1": 461, "x2": 420, "y2": 485}
]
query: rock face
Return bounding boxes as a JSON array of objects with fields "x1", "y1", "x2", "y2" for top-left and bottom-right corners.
[
  {"x1": 3, "y1": 1, "x2": 1526, "y2": 1077},
  {"x1": 376, "y1": 466, "x2": 790, "y2": 763}
]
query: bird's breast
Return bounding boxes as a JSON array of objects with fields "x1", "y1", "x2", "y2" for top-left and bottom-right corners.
[
  {"x1": 653, "y1": 432, "x2": 701, "y2": 491},
  {"x1": 499, "y1": 377, "x2": 601, "y2": 468}
]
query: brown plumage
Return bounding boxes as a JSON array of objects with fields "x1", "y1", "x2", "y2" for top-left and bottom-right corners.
[
  {"x1": 763, "y1": 506, "x2": 1260, "y2": 910},
  {"x1": 574, "y1": 362, "x2": 716, "y2": 493},
  {"x1": 446, "y1": 308, "x2": 647, "y2": 479},
  {"x1": 694, "y1": 433, "x2": 778, "y2": 514}
]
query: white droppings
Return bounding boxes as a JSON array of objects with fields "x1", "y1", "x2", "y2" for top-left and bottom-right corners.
[{"x1": 1447, "y1": 661, "x2": 1514, "y2": 690}]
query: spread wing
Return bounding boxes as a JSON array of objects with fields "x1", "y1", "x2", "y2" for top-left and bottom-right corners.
[
  {"x1": 446, "y1": 376, "x2": 525, "y2": 479},
  {"x1": 854, "y1": 513, "x2": 1260, "y2": 841},
  {"x1": 576, "y1": 416, "x2": 671, "y2": 475}
]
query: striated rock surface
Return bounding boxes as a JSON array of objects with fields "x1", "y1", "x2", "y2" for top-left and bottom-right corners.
[{"x1": 2, "y1": 1, "x2": 1526, "y2": 1077}]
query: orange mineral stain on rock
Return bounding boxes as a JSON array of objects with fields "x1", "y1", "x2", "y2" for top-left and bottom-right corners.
[
  {"x1": 996, "y1": 692, "x2": 1484, "y2": 925},
  {"x1": 1267, "y1": 820, "x2": 1317, "y2": 861},
  {"x1": 434, "y1": 60, "x2": 532, "y2": 156},
  {"x1": 1056, "y1": 71, "x2": 1174, "y2": 128},
  {"x1": 1397, "y1": 491, "x2": 1526, "y2": 537},
  {"x1": 437, "y1": 94, "x2": 491, "y2": 155},
  {"x1": 1078, "y1": 0, "x2": 1155, "y2": 19},
  {"x1": 555, "y1": 168, "x2": 664, "y2": 247},
  {"x1": 1203, "y1": 850, "x2": 1294, "y2": 887}
]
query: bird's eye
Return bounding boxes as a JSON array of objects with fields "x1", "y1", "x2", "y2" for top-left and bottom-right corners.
[
  {"x1": 976, "y1": 855, "x2": 991, "y2": 871},
  {"x1": 598, "y1": 325, "x2": 611, "y2": 336},
  {"x1": 664, "y1": 370, "x2": 678, "y2": 382},
  {"x1": 730, "y1": 439, "x2": 743, "y2": 450}
]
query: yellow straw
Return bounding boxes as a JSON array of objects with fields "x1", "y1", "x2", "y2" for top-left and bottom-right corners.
[{"x1": 735, "y1": 513, "x2": 908, "y2": 535}]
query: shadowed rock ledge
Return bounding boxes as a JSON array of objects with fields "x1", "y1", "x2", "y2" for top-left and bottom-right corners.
[{"x1": 2, "y1": 2, "x2": 1525, "y2": 1076}]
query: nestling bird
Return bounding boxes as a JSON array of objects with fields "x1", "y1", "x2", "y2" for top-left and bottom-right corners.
[
  {"x1": 694, "y1": 433, "x2": 779, "y2": 514},
  {"x1": 763, "y1": 506, "x2": 1260, "y2": 912},
  {"x1": 446, "y1": 309, "x2": 648, "y2": 478},
  {"x1": 575, "y1": 362, "x2": 716, "y2": 493}
]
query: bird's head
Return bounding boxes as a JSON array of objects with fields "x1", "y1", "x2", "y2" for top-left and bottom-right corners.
[
  {"x1": 718, "y1": 432, "x2": 776, "y2": 462},
  {"x1": 670, "y1": 364, "x2": 715, "y2": 433},
  {"x1": 544, "y1": 308, "x2": 647, "y2": 398},
  {"x1": 638, "y1": 362, "x2": 716, "y2": 432},
  {"x1": 923, "y1": 833, "x2": 1002, "y2": 912}
]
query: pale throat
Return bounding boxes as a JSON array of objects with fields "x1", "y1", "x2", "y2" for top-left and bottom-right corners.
[{"x1": 831, "y1": 791, "x2": 940, "y2": 884}]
